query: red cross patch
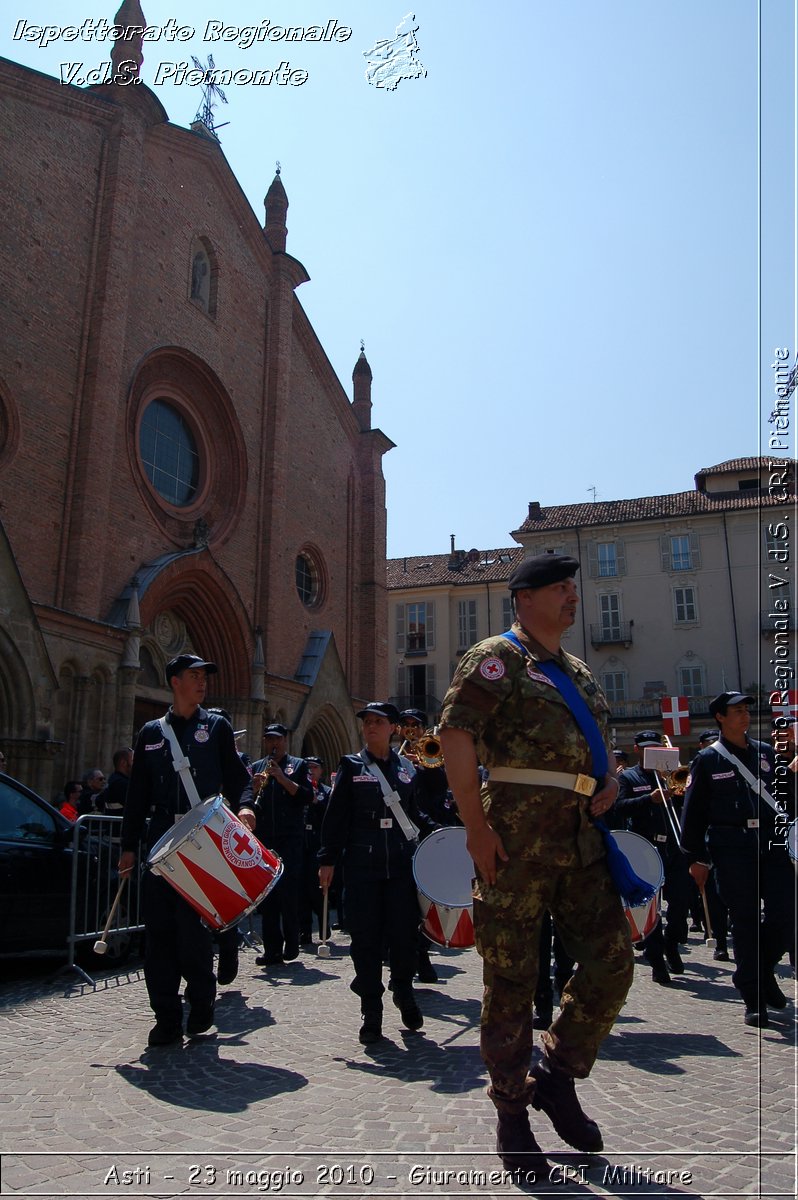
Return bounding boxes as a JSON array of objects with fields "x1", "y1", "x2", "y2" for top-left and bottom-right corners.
[{"x1": 479, "y1": 656, "x2": 506, "y2": 681}]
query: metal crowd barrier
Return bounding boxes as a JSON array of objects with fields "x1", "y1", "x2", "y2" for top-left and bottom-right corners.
[{"x1": 66, "y1": 813, "x2": 146, "y2": 985}]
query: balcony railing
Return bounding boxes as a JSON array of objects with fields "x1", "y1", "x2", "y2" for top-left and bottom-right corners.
[{"x1": 589, "y1": 621, "x2": 633, "y2": 647}]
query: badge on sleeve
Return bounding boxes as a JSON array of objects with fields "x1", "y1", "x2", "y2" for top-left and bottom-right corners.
[
  {"x1": 398, "y1": 769, "x2": 412, "y2": 784},
  {"x1": 480, "y1": 656, "x2": 506, "y2": 681},
  {"x1": 760, "y1": 758, "x2": 771, "y2": 773}
]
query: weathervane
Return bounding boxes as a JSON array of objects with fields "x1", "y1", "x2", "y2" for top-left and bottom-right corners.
[{"x1": 191, "y1": 55, "x2": 229, "y2": 136}]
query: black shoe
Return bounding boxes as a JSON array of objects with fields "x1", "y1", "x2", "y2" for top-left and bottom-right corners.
[
  {"x1": 358, "y1": 1019, "x2": 383, "y2": 1045},
  {"x1": 147, "y1": 1022, "x2": 183, "y2": 1047},
  {"x1": 744, "y1": 1008, "x2": 770, "y2": 1028},
  {"x1": 299, "y1": 933, "x2": 313, "y2": 946},
  {"x1": 283, "y1": 943, "x2": 300, "y2": 962},
  {"x1": 530, "y1": 1055, "x2": 603, "y2": 1152},
  {"x1": 393, "y1": 988, "x2": 423, "y2": 1030},
  {"x1": 689, "y1": 922, "x2": 703, "y2": 933},
  {"x1": 186, "y1": 1006, "x2": 215, "y2": 1038},
  {"x1": 532, "y1": 1009, "x2": 553, "y2": 1031},
  {"x1": 416, "y1": 963, "x2": 439, "y2": 983},
  {"x1": 217, "y1": 950, "x2": 239, "y2": 985},
  {"x1": 665, "y1": 948, "x2": 685, "y2": 974},
  {"x1": 651, "y1": 965, "x2": 672, "y2": 987},
  {"x1": 495, "y1": 1110, "x2": 548, "y2": 1176},
  {"x1": 712, "y1": 948, "x2": 730, "y2": 962},
  {"x1": 763, "y1": 975, "x2": 789, "y2": 1010},
  {"x1": 256, "y1": 953, "x2": 284, "y2": 966}
]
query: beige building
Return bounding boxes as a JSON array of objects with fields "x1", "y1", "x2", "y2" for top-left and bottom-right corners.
[{"x1": 386, "y1": 457, "x2": 796, "y2": 751}]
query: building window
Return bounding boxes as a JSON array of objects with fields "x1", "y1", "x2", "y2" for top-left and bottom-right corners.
[
  {"x1": 139, "y1": 399, "x2": 199, "y2": 507},
  {"x1": 396, "y1": 602, "x2": 435, "y2": 653},
  {"x1": 679, "y1": 665, "x2": 705, "y2": 697},
  {"x1": 295, "y1": 555, "x2": 317, "y2": 606},
  {"x1": 599, "y1": 593, "x2": 622, "y2": 640},
  {"x1": 397, "y1": 662, "x2": 436, "y2": 709},
  {"x1": 588, "y1": 540, "x2": 626, "y2": 578},
  {"x1": 502, "y1": 596, "x2": 513, "y2": 630},
  {"x1": 673, "y1": 586, "x2": 698, "y2": 623},
  {"x1": 661, "y1": 532, "x2": 701, "y2": 572},
  {"x1": 457, "y1": 599, "x2": 478, "y2": 650},
  {"x1": 601, "y1": 672, "x2": 627, "y2": 703}
]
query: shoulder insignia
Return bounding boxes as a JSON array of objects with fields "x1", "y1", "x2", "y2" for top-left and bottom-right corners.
[{"x1": 479, "y1": 656, "x2": 506, "y2": 681}]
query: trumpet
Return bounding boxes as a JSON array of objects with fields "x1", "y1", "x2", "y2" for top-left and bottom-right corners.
[
  {"x1": 664, "y1": 765, "x2": 691, "y2": 796},
  {"x1": 399, "y1": 728, "x2": 445, "y2": 770}
]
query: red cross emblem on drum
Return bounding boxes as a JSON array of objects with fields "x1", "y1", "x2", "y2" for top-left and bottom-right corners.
[
  {"x1": 222, "y1": 823, "x2": 262, "y2": 869},
  {"x1": 479, "y1": 656, "x2": 506, "y2": 681}
]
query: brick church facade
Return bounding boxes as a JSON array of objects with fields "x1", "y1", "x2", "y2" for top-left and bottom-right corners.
[{"x1": 0, "y1": 8, "x2": 393, "y2": 796}]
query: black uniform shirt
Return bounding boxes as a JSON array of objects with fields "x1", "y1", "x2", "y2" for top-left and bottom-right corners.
[{"x1": 121, "y1": 706, "x2": 253, "y2": 853}]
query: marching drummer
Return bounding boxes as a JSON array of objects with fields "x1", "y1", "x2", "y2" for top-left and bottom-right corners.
[
  {"x1": 318, "y1": 702, "x2": 433, "y2": 1045},
  {"x1": 119, "y1": 654, "x2": 253, "y2": 1048}
]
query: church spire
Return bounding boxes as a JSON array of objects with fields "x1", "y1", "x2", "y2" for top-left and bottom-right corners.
[
  {"x1": 110, "y1": 0, "x2": 146, "y2": 83},
  {"x1": 264, "y1": 163, "x2": 288, "y2": 253},
  {"x1": 352, "y1": 341, "x2": 373, "y2": 431}
]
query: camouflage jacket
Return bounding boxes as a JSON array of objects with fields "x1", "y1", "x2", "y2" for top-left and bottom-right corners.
[{"x1": 439, "y1": 622, "x2": 611, "y2": 869}]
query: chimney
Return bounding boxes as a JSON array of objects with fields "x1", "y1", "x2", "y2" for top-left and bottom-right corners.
[{"x1": 528, "y1": 501, "x2": 542, "y2": 520}]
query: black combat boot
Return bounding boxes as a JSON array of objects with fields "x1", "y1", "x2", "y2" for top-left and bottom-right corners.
[
  {"x1": 358, "y1": 1004, "x2": 383, "y2": 1045},
  {"x1": 392, "y1": 986, "x2": 423, "y2": 1030},
  {"x1": 530, "y1": 1053, "x2": 603, "y2": 1152},
  {"x1": 762, "y1": 972, "x2": 788, "y2": 1010},
  {"x1": 495, "y1": 1108, "x2": 548, "y2": 1177}
]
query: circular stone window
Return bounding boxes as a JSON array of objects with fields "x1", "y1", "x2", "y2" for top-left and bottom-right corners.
[
  {"x1": 139, "y1": 399, "x2": 199, "y2": 507},
  {"x1": 296, "y1": 552, "x2": 321, "y2": 607}
]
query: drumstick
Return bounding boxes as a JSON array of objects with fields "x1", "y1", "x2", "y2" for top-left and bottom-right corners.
[
  {"x1": 93, "y1": 876, "x2": 128, "y2": 955},
  {"x1": 699, "y1": 885, "x2": 716, "y2": 949},
  {"x1": 317, "y1": 887, "x2": 331, "y2": 958}
]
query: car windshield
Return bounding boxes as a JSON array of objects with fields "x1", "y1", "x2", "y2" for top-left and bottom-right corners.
[{"x1": 0, "y1": 781, "x2": 57, "y2": 843}]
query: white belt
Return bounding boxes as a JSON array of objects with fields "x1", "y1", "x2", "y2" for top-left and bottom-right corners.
[{"x1": 487, "y1": 767, "x2": 596, "y2": 796}]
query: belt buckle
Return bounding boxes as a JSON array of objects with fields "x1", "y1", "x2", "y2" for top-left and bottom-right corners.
[{"x1": 574, "y1": 773, "x2": 596, "y2": 797}]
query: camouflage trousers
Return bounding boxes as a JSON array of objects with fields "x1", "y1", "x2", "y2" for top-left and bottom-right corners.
[{"x1": 476, "y1": 854, "x2": 633, "y2": 1109}]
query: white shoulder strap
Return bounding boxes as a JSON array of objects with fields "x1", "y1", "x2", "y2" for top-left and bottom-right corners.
[
  {"x1": 159, "y1": 717, "x2": 203, "y2": 810},
  {"x1": 711, "y1": 740, "x2": 780, "y2": 814},
  {"x1": 359, "y1": 752, "x2": 419, "y2": 842}
]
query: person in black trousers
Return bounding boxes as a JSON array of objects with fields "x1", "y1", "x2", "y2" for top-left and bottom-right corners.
[{"x1": 319, "y1": 702, "x2": 431, "y2": 1044}]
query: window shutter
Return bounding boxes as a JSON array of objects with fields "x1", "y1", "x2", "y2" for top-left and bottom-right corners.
[
  {"x1": 426, "y1": 601, "x2": 435, "y2": 650},
  {"x1": 427, "y1": 663, "x2": 437, "y2": 706},
  {"x1": 615, "y1": 539, "x2": 626, "y2": 576},
  {"x1": 396, "y1": 604, "x2": 406, "y2": 653},
  {"x1": 587, "y1": 541, "x2": 598, "y2": 578},
  {"x1": 397, "y1": 665, "x2": 407, "y2": 699},
  {"x1": 659, "y1": 535, "x2": 671, "y2": 571},
  {"x1": 689, "y1": 531, "x2": 701, "y2": 569}
]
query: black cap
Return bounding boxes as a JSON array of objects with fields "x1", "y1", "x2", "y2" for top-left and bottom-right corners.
[
  {"x1": 306, "y1": 756, "x2": 324, "y2": 766},
  {"x1": 263, "y1": 723, "x2": 289, "y2": 737},
  {"x1": 356, "y1": 701, "x2": 401, "y2": 723},
  {"x1": 400, "y1": 708, "x2": 427, "y2": 726},
  {"x1": 709, "y1": 691, "x2": 753, "y2": 717},
  {"x1": 612, "y1": 749, "x2": 629, "y2": 761},
  {"x1": 698, "y1": 729, "x2": 719, "y2": 745},
  {"x1": 207, "y1": 706, "x2": 232, "y2": 723},
  {"x1": 507, "y1": 554, "x2": 580, "y2": 592},
  {"x1": 635, "y1": 730, "x2": 662, "y2": 747},
  {"x1": 166, "y1": 654, "x2": 218, "y2": 683}
]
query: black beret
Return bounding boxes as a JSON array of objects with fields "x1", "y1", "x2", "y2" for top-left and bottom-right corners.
[
  {"x1": 166, "y1": 654, "x2": 218, "y2": 683},
  {"x1": 356, "y1": 701, "x2": 401, "y2": 723},
  {"x1": 507, "y1": 554, "x2": 580, "y2": 592}
]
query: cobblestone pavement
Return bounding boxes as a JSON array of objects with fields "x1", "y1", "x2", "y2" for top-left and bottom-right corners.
[{"x1": 0, "y1": 930, "x2": 795, "y2": 1200}]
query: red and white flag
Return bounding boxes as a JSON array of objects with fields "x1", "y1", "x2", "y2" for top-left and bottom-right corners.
[
  {"x1": 661, "y1": 696, "x2": 690, "y2": 737},
  {"x1": 771, "y1": 690, "x2": 798, "y2": 720}
]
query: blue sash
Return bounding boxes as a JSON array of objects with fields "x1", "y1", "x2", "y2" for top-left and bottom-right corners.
[
  {"x1": 501, "y1": 630, "x2": 655, "y2": 904},
  {"x1": 502, "y1": 630, "x2": 608, "y2": 780}
]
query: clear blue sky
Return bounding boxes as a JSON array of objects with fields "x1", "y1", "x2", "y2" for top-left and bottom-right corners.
[{"x1": 2, "y1": 1, "x2": 795, "y2": 558}]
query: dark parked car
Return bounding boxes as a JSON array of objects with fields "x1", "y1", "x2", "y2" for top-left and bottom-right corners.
[{"x1": 0, "y1": 772, "x2": 140, "y2": 963}]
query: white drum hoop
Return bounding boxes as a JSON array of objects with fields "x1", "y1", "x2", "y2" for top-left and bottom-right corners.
[
  {"x1": 611, "y1": 830, "x2": 665, "y2": 906},
  {"x1": 413, "y1": 826, "x2": 474, "y2": 909}
]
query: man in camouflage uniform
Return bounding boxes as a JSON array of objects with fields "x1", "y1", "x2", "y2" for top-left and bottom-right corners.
[{"x1": 439, "y1": 554, "x2": 633, "y2": 1176}]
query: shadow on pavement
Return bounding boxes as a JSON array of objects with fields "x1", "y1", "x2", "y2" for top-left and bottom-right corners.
[
  {"x1": 114, "y1": 1040, "x2": 307, "y2": 1112},
  {"x1": 340, "y1": 1034, "x2": 486, "y2": 1094},
  {"x1": 599, "y1": 1029, "x2": 741, "y2": 1073}
]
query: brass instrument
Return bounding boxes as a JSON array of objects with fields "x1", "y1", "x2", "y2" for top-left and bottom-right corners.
[
  {"x1": 399, "y1": 727, "x2": 445, "y2": 770},
  {"x1": 665, "y1": 765, "x2": 691, "y2": 796}
]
